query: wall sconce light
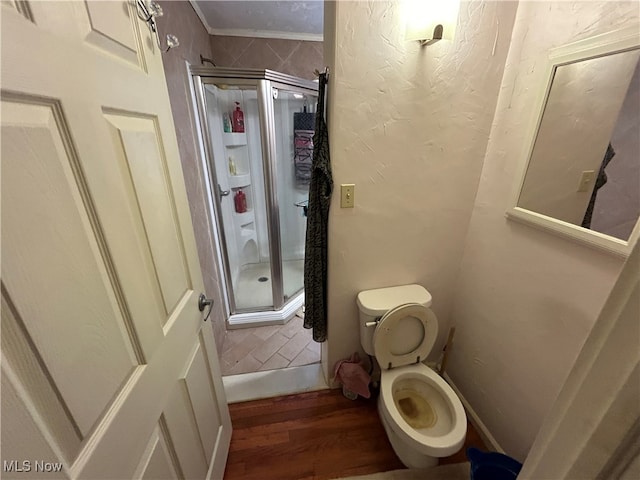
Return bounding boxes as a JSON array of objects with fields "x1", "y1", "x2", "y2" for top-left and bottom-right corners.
[
  {"x1": 405, "y1": 0, "x2": 460, "y2": 46},
  {"x1": 136, "y1": 0, "x2": 179, "y2": 53}
]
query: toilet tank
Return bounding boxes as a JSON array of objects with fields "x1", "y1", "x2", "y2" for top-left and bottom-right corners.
[{"x1": 357, "y1": 284, "x2": 433, "y2": 355}]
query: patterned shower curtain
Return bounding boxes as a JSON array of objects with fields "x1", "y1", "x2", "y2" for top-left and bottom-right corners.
[{"x1": 303, "y1": 72, "x2": 333, "y2": 342}]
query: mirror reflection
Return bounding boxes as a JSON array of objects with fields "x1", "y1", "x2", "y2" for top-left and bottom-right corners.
[{"x1": 518, "y1": 49, "x2": 640, "y2": 241}]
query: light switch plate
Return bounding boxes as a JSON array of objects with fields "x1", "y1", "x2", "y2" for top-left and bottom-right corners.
[
  {"x1": 578, "y1": 170, "x2": 596, "y2": 192},
  {"x1": 341, "y1": 184, "x2": 355, "y2": 208}
]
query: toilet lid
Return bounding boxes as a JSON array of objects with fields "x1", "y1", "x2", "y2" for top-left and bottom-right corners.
[{"x1": 373, "y1": 303, "x2": 438, "y2": 370}]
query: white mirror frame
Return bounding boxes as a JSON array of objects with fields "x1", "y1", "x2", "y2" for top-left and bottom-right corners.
[{"x1": 507, "y1": 26, "x2": 640, "y2": 258}]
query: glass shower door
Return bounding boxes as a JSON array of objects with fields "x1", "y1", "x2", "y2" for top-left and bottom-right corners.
[
  {"x1": 193, "y1": 68, "x2": 319, "y2": 323},
  {"x1": 202, "y1": 81, "x2": 274, "y2": 313},
  {"x1": 272, "y1": 88, "x2": 318, "y2": 300}
]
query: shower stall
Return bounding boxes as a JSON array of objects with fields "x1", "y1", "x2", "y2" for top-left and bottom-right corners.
[{"x1": 192, "y1": 67, "x2": 318, "y2": 327}]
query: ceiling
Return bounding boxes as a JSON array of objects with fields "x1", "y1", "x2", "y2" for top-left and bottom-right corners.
[{"x1": 191, "y1": 1, "x2": 324, "y2": 41}]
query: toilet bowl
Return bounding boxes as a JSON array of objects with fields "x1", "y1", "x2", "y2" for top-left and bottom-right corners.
[
  {"x1": 357, "y1": 284, "x2": 467, "y2": 468},
  {"x1": 379, "y1": 363, "x2": 466, "y2": 467}
]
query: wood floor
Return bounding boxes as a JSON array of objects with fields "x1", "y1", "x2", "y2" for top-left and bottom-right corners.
[{"x1": 223, "y1": 389, "x2": 487, "y2": 480}]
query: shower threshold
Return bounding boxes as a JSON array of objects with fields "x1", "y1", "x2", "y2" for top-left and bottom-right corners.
[
  {"x1": 223, "y1": 363, "x2": 328, "y2": 403},
  {"x1": 228, "y1": 290, "x2": 304, "y2": 329}
]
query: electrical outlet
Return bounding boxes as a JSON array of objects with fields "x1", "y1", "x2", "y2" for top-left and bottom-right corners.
[
  {"x1": 578, "y1": 170, "x2": 596, "y2": 192},
  {"x1": 341, "y1": 184, "x2": 355, "y2": 208}
]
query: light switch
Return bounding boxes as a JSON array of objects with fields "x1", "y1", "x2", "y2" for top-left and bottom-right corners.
[
  {"x1": 578, "y1": 170, "x2": 596, "y2": 192},
  {"x1": 341, "y1": 184, "x2": 355, "y2": 208}
]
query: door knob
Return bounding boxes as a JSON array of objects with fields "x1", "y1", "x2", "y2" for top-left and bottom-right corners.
[
  {"x1": 198, "y1": 293, "x2": 214, "y2": 321},
  {"x1": 218, "y1": 184, "x2": 230, "y2": 200}
]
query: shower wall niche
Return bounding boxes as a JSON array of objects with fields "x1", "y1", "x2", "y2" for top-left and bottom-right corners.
[{"x1": 193, "y1": 68, "x2": 318, "y2": 327}]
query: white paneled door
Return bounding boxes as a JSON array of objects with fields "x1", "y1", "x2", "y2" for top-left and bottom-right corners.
[{"x1": 1, "y1": 2, "x2": 231, "y2": 479}]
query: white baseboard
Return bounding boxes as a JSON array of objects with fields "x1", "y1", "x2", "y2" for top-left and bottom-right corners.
[
  {"x1": 223, "y1": 363, "x2": 328, "y2": 403},
  {"x1": 444, "y1": 373, "x2": 505, "y2": 454}
]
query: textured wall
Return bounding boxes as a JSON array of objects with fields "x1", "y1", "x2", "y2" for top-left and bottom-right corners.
[
  {"x1": 324, "y1": 1, "x2": 517, "y2": 377},
  {"x1": 448, "y1": 1, "x2": 638, "y2": 462},
  {"x1": 209, "y1": 35, "x2": 323, "y2": 80},
  {"x1": 158, "y1": 0, "x2": 226, "y2": 354}
]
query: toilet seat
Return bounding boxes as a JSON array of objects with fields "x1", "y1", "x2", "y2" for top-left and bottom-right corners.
[
  {"x1": 379, "y1": 363, "x2": 466, "y2": 458},
  {"x1": 373, "y1": 303, "x2": 438, "y2": 370}
]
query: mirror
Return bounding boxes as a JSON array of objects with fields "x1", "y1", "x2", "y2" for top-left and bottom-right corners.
[{"x1": 508, "y1": 27, "x2": 640, "y2": 256}]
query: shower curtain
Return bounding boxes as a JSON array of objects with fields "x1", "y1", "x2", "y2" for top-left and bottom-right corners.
[{"x1": 303, "y1": 72, "x2": 332, "y2": 342}]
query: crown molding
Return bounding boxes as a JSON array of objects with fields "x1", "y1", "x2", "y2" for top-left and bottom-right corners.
[
  {"x1": 189, "y1": 1, "x2": 323, "y2": 42},
  {"x1": 189, "y1": 0, "x2": 211, "y2": 33},
  {"x1": 209, "y1": 28, "x2": 322, "y2": 42}
]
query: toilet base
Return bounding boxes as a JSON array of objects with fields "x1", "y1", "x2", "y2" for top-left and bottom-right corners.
[{"x1": 378, "y1": 396, "x2": 438, "y2": 469}]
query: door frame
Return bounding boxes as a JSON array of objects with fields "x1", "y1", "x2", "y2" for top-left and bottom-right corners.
[{"x1": 520, "y1": 240, "x2": 639, "y2": 478}]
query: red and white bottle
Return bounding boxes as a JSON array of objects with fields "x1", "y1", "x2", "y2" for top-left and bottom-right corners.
[
  {"x1": 234, "y1": 189, "x2": 247, "y2": 213},
  {"x1": 232, "y1": 102, "x2": 245, "y2": 133}
]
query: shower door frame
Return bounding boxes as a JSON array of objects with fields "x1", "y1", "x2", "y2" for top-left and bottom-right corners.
[{"x1": 191, "y1": 67, "x2": 318, "y2": 327}]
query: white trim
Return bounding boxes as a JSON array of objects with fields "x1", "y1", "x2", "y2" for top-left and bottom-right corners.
[
  {"x1": 321, "y1": 341, "x2": 330, "y2": 388},
  {"x1": 444, "y1": 373, "x2": 506, "y2": 455},
  {"x1": 599, "y1": 419, "x2": 640, "y2": 479},
  {"x1": 549, "y1": 26, "x2": 640, "y2": 64},
  {"x1": 209, "y1": 28, "x2": 323, "y2": 42},
  {"x1": 506, "y1": 207, "x2": 636, "y2": 258},
  {"x1": 227, "y1": 291, "x2": 304, "y2": 328},
  {"x1": 189, "y1": 0, "x2": 212, "y2": 35},
  {"x1": 188, "y1": 65, "x2": 232, "y2": 319},
  {"x1": 506, "y1": 25, "x2": 640, "y2": 258},
  {"x1": 222, "y1": 363, "x2": 328, "y2": 403}
]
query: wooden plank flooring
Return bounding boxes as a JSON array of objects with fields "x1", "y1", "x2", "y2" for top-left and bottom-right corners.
[{"x1": 224, "y1": 389, "x2": 487, "y2": 480}]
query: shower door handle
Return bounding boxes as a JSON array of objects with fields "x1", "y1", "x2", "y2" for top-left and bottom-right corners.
[{"x1": 218, "y1": 184, "x2": 230, "y2": 200}]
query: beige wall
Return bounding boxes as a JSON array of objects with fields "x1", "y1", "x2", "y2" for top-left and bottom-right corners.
[
  {"x1": 323, "y1": 1, "x2": 518, "y2": 377},
  {"x1": 209, "y1": 35, "x2": 323, "y2": 80},
  {"x1": 519, "y1": 242, "x2": 639, "y2": 479},
  {"x1": 158, "y1": 1, "x2": 226, "y2": 353},
  {"x1": 448, "y1": 1, "x2": 639, "y2": 462}
]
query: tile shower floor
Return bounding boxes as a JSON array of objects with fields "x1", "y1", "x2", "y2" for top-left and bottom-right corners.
[{"x1": 220, "y1": 311, "x2": 320, "y2": 376}]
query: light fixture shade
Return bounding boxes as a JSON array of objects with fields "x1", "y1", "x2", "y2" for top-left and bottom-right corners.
[{"x1": 405, "y1": 0, "x2": 460, "y2": 43}]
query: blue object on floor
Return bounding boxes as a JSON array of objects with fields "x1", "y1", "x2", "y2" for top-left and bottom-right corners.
[{"x1": 467, "y1": 447, "x2": 523, "y2": 480}]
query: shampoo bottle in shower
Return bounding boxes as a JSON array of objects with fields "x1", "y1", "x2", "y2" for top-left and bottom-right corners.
[
  {"x1": 223, "y1": 112, "x2": 232, "y2": 133},
  {"x1": 239, "y1": 189, "x2": 247, "y2": 212},
  {"x1": 232, "y1": 102, "x2": 245, "y2": 132},
  {"x1": 228, "y1": 156, "x2": 237, "y2": 175},
  {"x1": 234, "y1": 189, "x2": 247, "y2": 213}
]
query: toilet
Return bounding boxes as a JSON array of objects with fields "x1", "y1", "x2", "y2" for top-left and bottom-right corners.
[{"x1": 357, "y1": 284, "x2": 467, "y2": 468}]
